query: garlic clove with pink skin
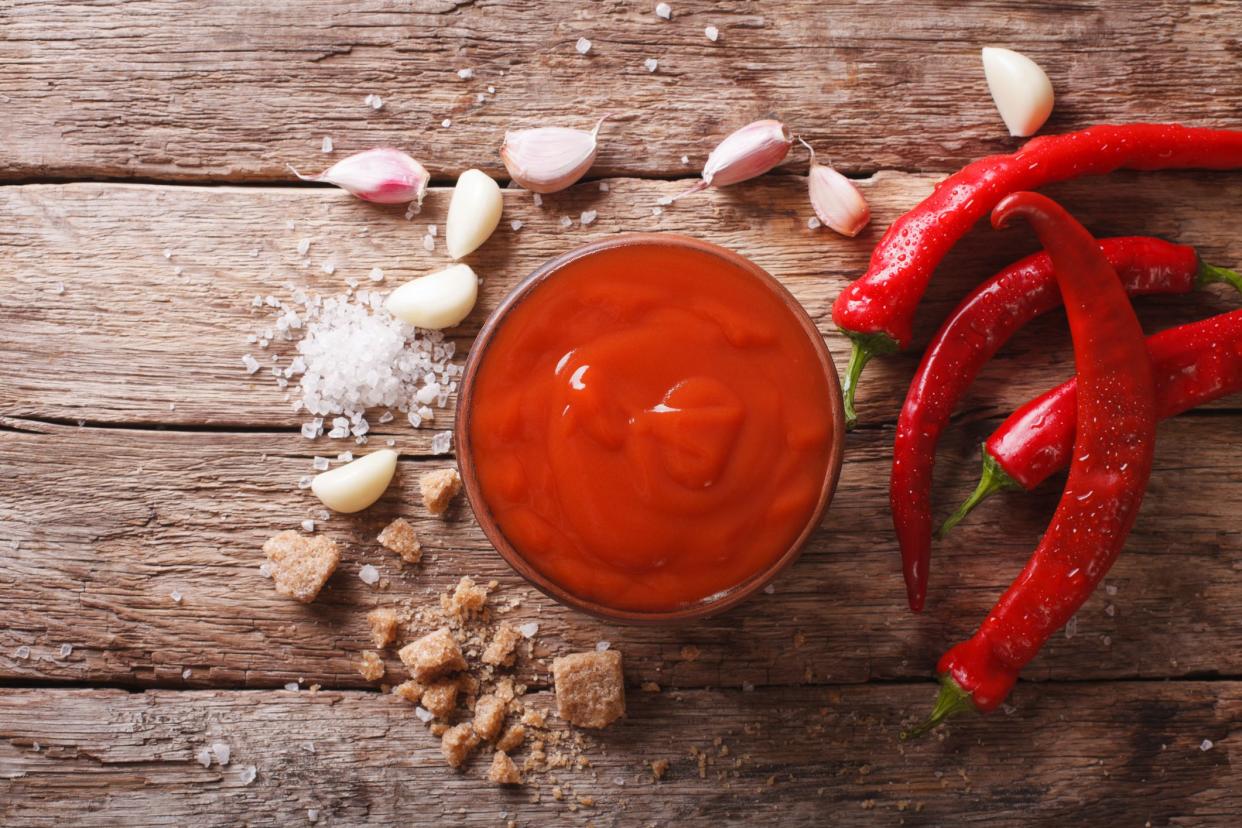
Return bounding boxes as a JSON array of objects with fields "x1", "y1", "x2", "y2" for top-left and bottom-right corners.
[
  {"x1": 981, "y1": 47, "x2": 1054, "y2": 138},
  {"x1": 290, "y1": 148, "x2": 429, "y2": 205},
  {"x1": 675, "y1": 119, "x2": 793, "y2": 200},
  {"x1": 801, "y1": 138, "x2": 870, "y2": 237},
  {"x1": 500, "y1": 116, "x2": 608, "y2": 194}
]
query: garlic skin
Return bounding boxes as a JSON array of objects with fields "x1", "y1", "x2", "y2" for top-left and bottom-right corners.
[
  {"x1": 311, "y1": 449, "x2": 398, "y2": 514},
  {"x1": 291, "y1": 148, "x2": 429, "y2": 205},
  {"x1": 808, "y1": 164, "x2": 870, "y2": 237},
  {"x1": 500, "y1": 117, "x2": 607, "y2": 194},
  {"x1": 981, "y1": 47, "x2": 1054, "y2": 137},
  {"x1": 385, "y1": 264, "x2": 479, "y2": 330},
  {"x1": 445, "y1": 169, "x2": 503, "y2": 259},
  {"x1": 676, "y1": 119, "x2": 793, "y2": 199}
]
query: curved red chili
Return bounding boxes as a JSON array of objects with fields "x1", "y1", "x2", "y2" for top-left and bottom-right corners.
[
  {"x1": 891, "y1": 237, "x2": 1238, "y2": 612},
  {"x1": 904, "y1": 192, "x2": 1156, "y2": 735},
  {"x1": 834, "y1": 123, "x2": 1242, "y2": 427},
  {"x1": 941, "y1": 308, "x2": 1242, "y2": 534}
]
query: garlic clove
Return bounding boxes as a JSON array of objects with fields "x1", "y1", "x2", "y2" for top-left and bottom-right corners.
[
  {"x1": 500, "y1": 117, "x2": 607, "y2": 194},
  {"x1": 311, "y1": 449, "x2": 398, "y2": 514},
  {"x1": 981, "y1": 47, "x2": 1054, "y2": 138},
  {"x1": 808, "y1": 164, "x2": 871, "y2": 237},
  {"x1": 445, "y1": 169, "x2": 503, "y2": 259},
  {"x1": 291, "y1": 148, "x2": 429, "y2": 205},
  {"x1": 385, "y1": 264, "x2": 479, "y2": 330},
  {"x1": 676, "y1": 119, "x2": 792, "y2": 200}
]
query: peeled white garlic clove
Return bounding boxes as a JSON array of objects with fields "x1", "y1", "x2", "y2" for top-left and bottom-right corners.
[
  {"x1": 311, "y1": 449, "x2": 398, "y2": 514},
  {"x1": 385, "y1": 264, "x2": 479, "y2": 330},
  {"x1": 445, "y1": 169, "x2": 503, "y2": 259},
  {"x1": 500, "y1": 116, "x2": 608, "y2": 194},
  {"x1": 290, "y1": 148, "x2": 429, "y2": 205},
  {"x1": 808, "y1": 164, "x2": 871, "y2": 237},
  {"x1": 981, "y1": 47, "x2": 1054, "y2": 138},
  {"x1": 676, "y1": 119, "x2": 793, "y2": 200}
]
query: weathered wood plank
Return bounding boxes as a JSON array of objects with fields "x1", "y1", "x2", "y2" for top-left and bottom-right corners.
[
  {"x1": 4, "y1": 174, "x2": 1242, "y2": 433},
  {"x1": 1, "y1": 414, "x2": 1238, "y2": 689},
  {"x1": 2, "y1": 0, "x2": 1239, "y2": 182},
  {"x1": 0, "y1": 684, "x2": 1236, "y2": 827}
]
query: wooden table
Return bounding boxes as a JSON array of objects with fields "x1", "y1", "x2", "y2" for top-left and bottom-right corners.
[{"x1": 2, "y1": 2, "x2": 1239, "y2": 824}]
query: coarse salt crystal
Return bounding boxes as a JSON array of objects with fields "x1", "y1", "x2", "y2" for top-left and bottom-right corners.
[
  {"x1": 808, "y1": 217, "x2": 822, "y2": 230},
  {"x1": 599, "y1": 182, "x2": 610, "y2": 192},
  {"x1": 302, "y1": 419, "x2": 324, "y2": 439},
  {"x1": 656, "y1": 3, "x2": 672, "y2": 20},
  {"x1": 298, "y1": 475, "x2": 314, "y2": 489},
  {"x1": 416, "y1": 383, "x2": 441, "y2": 405},
  {"x1": 337, "y1": 451, "x2": 354, "y2": 462},
  {"x1": 488, "y1": 85, "x2": 496, "y2": 94},
  {"x1": 239, "y1": 766, "x2": 257, "y2": 785},
  {"x1": 428, "y1": 224, "x2": 438, "y2": 237},
  {"x1": 313, "y1": 456, "x2": 329, "y2": 471},
  {"x1": 163, "y1": 248, "x2": 173, "y2": 259},
  {"x1": 359, "y1": 564, "x2": 380, "y2": 585},
  {"x1": 59, "y1": 643, "x2": 73, "y2": 658},
  {"x1": 308, "y1": 809, "x2": 319, "y2": 824},
  {"x1": 652, "y1": 206, "x2": 663, "y2": 216},
  {"x1": 576, "y1": 37, "x2": 592, "y2": 54},
  {"x1": 644, "y1": 58, "x2": 659, "y2": 73},
  {"x1": 415, "y1": 706, "x2": 435, "y2": 723},
  {"x1": 1065, "y1": 615, "x2": 1078, "y2": 638},
  {"x1": 517, "y1": 621, "x2": 539, "y2": 638},
  {"x1": 580, "y1": 210, "x2": 598, "y2": 226},
  {"x1": 378, "y1": 410, "x2": 394, "y2": 424},
  {"x1": 297, "y1": 238, "x2": 311, "y2": 256},
  {"x1": 196, "y1": 748, "x2": 212, "y2": 768},
  {"x1": 170, "y1": 591, "x2": 182, "y2": 603},
  {"x1": 182, "y1": 667, "x2": 192, "y2": 679},
  {"x1": 408, "y1": 410, "x2": 422, "y2": 428},
  {"x1": 53, "y1": 281, "x2": 65, "y2": 295},
  {"x1": 302, "y1": 741, "x2": 315, "y2": 753},
  {"x1": 422, "y1": 235, "x2": 435, "y2": 252},
  {"x1": 742, "y1": 682, "x2": 755, "y2": 692},
  {"x1": 441, "y1": 118, "x2": 452, "y2": 128},
  {"x1": 301, "y1": 519, "x2": 315, "y2": 532},
  {"x1": 369, "y1": 267, "x2": 384, "y2": 282},
  {"x1": 510, "y1": 220, "x2": 523, "y2": 232},
  {"x1": 705, "y1": 25, "x2": 719, "y2": 41},
  {"x1": 680, "y1": 154, "x2": 690, "y2": 164},
  {"x1": 763, "y1": 583, "x2": 776, "y2": 595},
  {"x1": 656, "y1": 195, "x2": 673, "y2": 206},
  {"x1": 242, "y1": 354, "x2": 260, "y2": 375},
  {"x1": 476, "y1": 93, "x2": 486, "y2": 103},
  {"x1": 559, "y1": 216, "x2": 574, "y2": 229},
  {"x1": 322, "y1": 260, "x2": 336, "y2": 275},
  {"x1": 1105, "y1": 583, "x2": 1118, "y2": 595},
  {"x1": 431, "y1": 431, "x2": 452, "y2": 454},
  {"x1": 1200, "y1": 739, "x2": 1214, "y2": 751},
  {"x1": 1104, "y1": 603, "x2": 1115, "y2": 617},
  {"x1": 259, "y1": 562, "x2": 273, "y2": 579},
  {"x1": 285, "y1": 681, "x2": 300, "y2": 691},
  {"x1": 211, "y1": 742, "x2": 231, "y2": 766},
  {"x1": 457, "y1": 68, "x2": 474, "y2": 80},
  {"x1": 595, "y1": 641, "x2": 611, "y2": 652},
  {"x1": 321, "y1": 136, "x2": 334, "y2": 153}
]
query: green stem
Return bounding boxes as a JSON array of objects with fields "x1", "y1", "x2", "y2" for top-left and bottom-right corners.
[
  {"x1": 936, "y1": 446, "x2": 1022, "y2": 539},
  {"x1": 839, "y1": 331, "x2": 898, "y2": 430},
  {"x1": 1197, "y1": 260, "x2": 1242, "y2": 294},
  {"x1": 900, "y1": 675, "x2": 976, "y2": 741}
]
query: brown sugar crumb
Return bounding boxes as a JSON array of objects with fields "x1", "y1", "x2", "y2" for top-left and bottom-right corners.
[
  {"x1": 399, "y1": 627, "x2": 467, "y2": 683},
  {"x1": 680, "y1": 644, "x2": 701, "y2": 662},
  {"x1": 552, "y1": 650, "x2": 625, "y2": 729},
  {"x1": 473, "y1": 694, "x2": 508, "y2": 741},
  {"x1": 441, "y1": 576, "x2": 489, "y2": 622},
  {"x1": 377, "y1": 518, "x2": 422, "y2": 564},
  {"x1": 496, "y1": 724, "x2": 526, "y2": 753},
  {"x1": 392, "y1": 680, "x2": 425, "y2": 704},
  {"x1": 421, "y1": 678, "x2": 460, "y2": 719},
  {"x1": 650, "y1": 758, "x2": 669, "y2": 781},
  {"x1": 521, "y1": 708, "x2": 547, "y2": 728},
  {"x1": 577, "y1": 796, "x2": 595, "y2": 808},
  {"x1": 551, "y1": 786, "x2": 565, "y2": 802},
  {"x1": 262, "y1": 530, "x2": 340, "y2": 603},
  {"x1": 367, "y1": 607, "x2": 400, "y2": 648},
  {"x1": 793, "y1": 630, "x2": 807, "y2": 649},
  {"x1": 488, "y1": 750, "x2": 522, "y2": 785},
  {"x1": 482, "y1": 624, "x2": 521, "y2": 667},
  {"x1": 640, "y1": 681, "x2": 661, "y2": 693},
  {"x1": 493, "y1": 677, "x2": 517, "y2": 703},
  {"x1": 429, "y1": 722, "x2": 449, "y2": 737},
  {"x1": 358, "y1": 650, "x2": 385, "y2": 681},
  {"x1": 420, "y1": 468, "x2": 462, "y2": 516},
  {"x1": 440, "y1": 723, "x2": 478, "y2": 769}
]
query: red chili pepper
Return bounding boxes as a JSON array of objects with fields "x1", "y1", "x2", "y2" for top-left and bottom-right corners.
[
  {"x1": 891, "y1": 238, "x2": 1240, "y2": 612},
  {"x1": 941, "y1": 308, "x2": 1242, "y2": 534},
  {"x1": 834, "y1": 123, "x2": 1242, "y2": 428},
  {"x1": 903, "y1": 192, "x2": 1157, "y2": 736}
]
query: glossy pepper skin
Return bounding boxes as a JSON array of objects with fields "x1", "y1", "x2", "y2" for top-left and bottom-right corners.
[
  {"x1": 834, "y1": 123, "x2": 1242, "y2": 427},
  {"x1": 905, "y1": 192, "x2": 1157, "y2": 735},
  {"x1": 891, "y1": 238, "x2": 1241, "y2": 611},
  {"x1": 940, "y1": 308, "x2": 1242, "y2": 533}
]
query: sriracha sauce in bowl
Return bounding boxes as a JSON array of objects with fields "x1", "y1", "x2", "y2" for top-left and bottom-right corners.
[{"x1": 456, "y1": 234, "x2": 845, "y2": 623}]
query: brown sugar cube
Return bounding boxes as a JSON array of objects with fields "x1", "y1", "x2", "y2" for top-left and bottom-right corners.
[
  {"x1": 472, "y1": 694, "x2": 508, "y2": 742},
  {"x1": 262, "y1": 530, "x2": 340, "y2": 604},
  {"x1": 441, "y1": 723, "x2": 478, "y2": 769},
  {"x1": 552, "y1": 650, "x2": 625, "y2": 729},
  {"x1": 496, "y1": 724, "x2": 526, "y2": 754},
  {"x1": 392, "y1": 680, "x2": 425, "y2": 704},
  {"x1": 398, "y1": 627, "x2": 467, "y2": 683},
  {"x1": 488, "y1": 750, "x2": 522, "y2": 785},
  {"x1": 441, "y1": 576, "x2": 488, "y2": 621},
  {"x1": 358, "y1": 650, "x2": 385, "y2": 682},
  {"x1": 420, "y1": 468, "x2": 462, "y2": 516},
  {"x1": 367, "y1": 607, "x2": 399, "y2": 648},
  {"x1": 482, "y1": 625, "x2": 521, "y2": 667},
  {"x1": 421, "y1": 678, "x2": 459, "y2": 719},
  {"x1": 377, "y1": 518, "x2": 422, "y2": 564}
]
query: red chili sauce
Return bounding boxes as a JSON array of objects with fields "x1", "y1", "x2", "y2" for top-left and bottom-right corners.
[{"x1": 468, "y1": 240, "x2": 836, "y2": 613}]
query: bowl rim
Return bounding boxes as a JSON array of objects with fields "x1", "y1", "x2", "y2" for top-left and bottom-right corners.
[{"x1": 454, "y1": 232, "x2": 846, "y2": 625}]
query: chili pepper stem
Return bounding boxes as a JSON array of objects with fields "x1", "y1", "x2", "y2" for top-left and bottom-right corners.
[
  {"x1": 840, "y1": 331, "x2": 898, "y2": 429},
  {"x1": 901, "y1": 675, "x2": 975, "y2": 741},
  {"x1": 936, "y1": 447, "x2": 1023, "y2": 538},
  {"x1": 1198, "y1": 260, "x2": 1242, "y2": 294}
]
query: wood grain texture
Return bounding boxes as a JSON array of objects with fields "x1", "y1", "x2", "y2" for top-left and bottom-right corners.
[
  {"x1": 2, "y1": 413, "x2": 1238, "y2": 690},
  {"x1": 2, "y1": 0, "x2": 1240, "y2": 182},
  {"x1": 4, "y1": 174, "x2": 1242, "y2": 433},
  {"x1": 0, "y1": 683, "x2": 1237, "y2": 827}
]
